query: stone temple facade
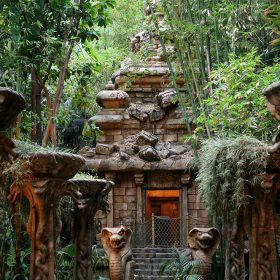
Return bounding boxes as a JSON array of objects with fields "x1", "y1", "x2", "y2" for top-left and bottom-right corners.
[{"x1": 79, "y1": 6, "x2": 207, "y2": 245}]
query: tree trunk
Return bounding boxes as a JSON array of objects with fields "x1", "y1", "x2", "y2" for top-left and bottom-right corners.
[
  {"x1": 31, "y1": 68, "x2": 43, "y2": 143},
  {"x1": 42, "y1": 43, "x2": 73, "y2": 146}
]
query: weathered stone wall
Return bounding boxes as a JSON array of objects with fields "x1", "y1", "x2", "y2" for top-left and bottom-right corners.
[
  {"x1": 97, "y1": 107, "x2": 188, "y2": 144},
  {"x1": 113, "y1": 172, "x2": 137, "y2": 226},
  {"x1": 188, "y1": 183, "x2": 208, "y2": 226},
  {"x1": 147, "y1": 171, "x2": 181, "y2": 189},
  {"x1": 85, "y1": 27, "x2": 208, "y2": 238}
]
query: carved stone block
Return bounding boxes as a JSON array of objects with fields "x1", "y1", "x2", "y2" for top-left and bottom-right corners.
[
  {"x1": 96, "y1": 144, "x2": 115, "y2": 155},
  {"x1": 187, "y1": 227, "x2": 221, "y2": 280},
  {"x1": 101, "y1": 226, "x2": 134, "y2": 280},
  {"x1": 139, "y1": 146, "x2": 160, "y2": 162}
]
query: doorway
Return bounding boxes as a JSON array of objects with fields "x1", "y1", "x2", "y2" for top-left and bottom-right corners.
[
  {"x1": 145, "y1": 189, "x2": 180, "y2": 246},
  {"x1": 146, "y1": 189, "x2": 180, "y2": 220}
]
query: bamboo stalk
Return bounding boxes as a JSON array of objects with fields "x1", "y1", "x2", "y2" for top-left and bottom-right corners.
[
  {"x1": 150, "y1": 2, "x2": 200, "y2": 163},
  {"x1": 163, "y1": 1, "x2": 212, "y2": 138}
]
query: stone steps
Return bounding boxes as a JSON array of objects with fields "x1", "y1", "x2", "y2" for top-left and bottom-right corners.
[
  {"x1": 132, "y1": 247, "x2": 180, "y2": 280},
  {"x1": 134, "y1": 276, "x2": 170, "y2": 280}
]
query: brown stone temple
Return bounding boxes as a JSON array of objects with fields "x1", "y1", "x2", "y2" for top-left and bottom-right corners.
[{"x1": 79, "y1": 10, "x2": 207, "y2": 246}]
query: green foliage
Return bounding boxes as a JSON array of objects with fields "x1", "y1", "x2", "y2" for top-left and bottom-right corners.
[
  {"x1": 0, "y1": 187, "x2": 30, "y2": 280},
  {"x1": 56, "y1": 244, "x2": 109, "y2": 279},
  {"x1": 57, "y1": 244, "x2": 75, "y2": 280},
  {"x1": 197, "y1": 49, "x2": 279, "y2": 140},
  {"x1": 159, "y1": 249, "x2": 202, "y2": 280},
  {"x1": 156, "y1": 1, "x2": 279, "y2": 143},
  {"x1": 0, "y1": 189, "x2": 15, "y2": 279},
  {"x1": 73, "y1": 172, "x2": 97, "y2": 180},
  {"x1": 82, "y1": 121, "x2": 102, "y2": 138},
  {"x1": 5, "y1": 246, "x2": 30, "y2": 280},
  {"x1": 264, "y1": 5, "x2": 280, "y2": 49},
  {"x1": 97, "y1": 0, "x2": 144, "y2": 50},
  {"x1": 92, "y1": 244, "x2": 109, "y2": 272},
  {"x1": 0, "y1": 0, "x2": 117, "y2": 141},
  {"x1": 13, "y1": 140, "x2": 50, "y2": 155},
  {"x1": 197, "y1": 136, "x2": 268, "y2": 220}
]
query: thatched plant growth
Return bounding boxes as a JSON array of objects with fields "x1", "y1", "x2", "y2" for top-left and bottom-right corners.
[{"x1": 197, "y1": 137, "x2": 268, "y2": 220}]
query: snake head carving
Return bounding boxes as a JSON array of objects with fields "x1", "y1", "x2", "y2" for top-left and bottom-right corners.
[
  {"x1": 101, "y1": 226, "x2": 132, "y2": 252},
  {"x1": 188, "y1": 227, "x2": 221, "y2": 256}
]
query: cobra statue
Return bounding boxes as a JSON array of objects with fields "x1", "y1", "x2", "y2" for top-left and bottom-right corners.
[
  {"x1": 101, "y1": 225, "x2": 134, "y2": 280},
  {"x1": 187, "y1": 227, "x2": 221, "y2": 280}
]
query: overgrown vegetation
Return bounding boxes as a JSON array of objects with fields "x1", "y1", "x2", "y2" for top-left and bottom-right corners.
[
  {"x1": 1, "y1": 0, "x2": 280, "y2": 278},
  {"x1": 159, "y1": 249, "x2": 202, "y2": 280},
  {"x1": 197, "y1": 137, "x2": 268, "y2": 220},
  {"x1": 155, "y1": 0, "x2": 280, "y2": 142},
  {"x1": 197, "y1": 49, "x2": 279, "y2": 140}
]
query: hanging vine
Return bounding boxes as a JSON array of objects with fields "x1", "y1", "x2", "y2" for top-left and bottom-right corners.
[{"x1": 197, "y1": 136, "x2": 268, "y2": 220}]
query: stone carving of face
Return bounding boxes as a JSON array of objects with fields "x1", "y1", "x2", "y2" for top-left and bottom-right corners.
[
  {"x1": 188, "y1": 227, "x2": 220, "y2": 255},
  {"x1": 101, "y1": 226, "x2": 132, "y2": 250}
]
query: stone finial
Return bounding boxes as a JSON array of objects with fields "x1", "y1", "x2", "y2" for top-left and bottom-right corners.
[
  {"x1": 106, "y1": 81, "x2": 115, "y2": 90},
  {"x1": 96, "y1": 82, "x2": 131, "y2": 109}
]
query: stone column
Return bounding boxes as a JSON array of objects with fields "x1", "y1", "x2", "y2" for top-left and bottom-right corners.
[
  {"x1": 180, "y1": 173, "x2": 190, "y2": 245},
  {"x1": 226, "y1": 214, "x2": 246, "y2": 280},
  {"x1": 134, "y1": 172, "x2": 144, "y2": 222},
  {"x1": 72, "y1": 179, "x2": 113, "y2": 280},
  {"x1": 8, "y1": 178, "x2": 81, "y2": 280},
  {"x1": 245, "y1": 174, "x2": 280, "y2": 280},
  {"x1": 105, "y1": 172, "x2": 116, "y2": 227}
]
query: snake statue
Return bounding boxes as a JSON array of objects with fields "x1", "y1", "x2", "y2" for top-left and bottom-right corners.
[
  {"x1": 187, "y1": 227, "x2": 221, "y2": 280},
  {"x1": 101, "y1": 225, "x2": 134, "y2": 280}
]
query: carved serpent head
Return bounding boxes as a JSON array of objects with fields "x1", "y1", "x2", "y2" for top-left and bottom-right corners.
[
  {"x1": 101, "y1": 226, "x2": 132, "y2": 251},
  {"x1": 188, "y1": 227, "x2": 220, "y2": 256}
]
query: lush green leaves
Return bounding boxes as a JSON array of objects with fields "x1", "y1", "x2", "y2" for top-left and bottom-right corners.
[
  {"x1": 159, "y1": 249, "x2": 203, "y2": 280},
  {"x1": 197, "y1": 49, "x2": 279, "y2": 140}
]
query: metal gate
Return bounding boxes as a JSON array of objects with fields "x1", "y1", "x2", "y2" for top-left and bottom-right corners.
[{"x1": 132, "y1": 214, "x2": 209, "y2": 248}]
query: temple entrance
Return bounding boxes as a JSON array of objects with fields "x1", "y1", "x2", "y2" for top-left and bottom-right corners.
[
  {"x1": 145, "y1": 190, "x2": 180, "y2": 220},
  {"x1": 145, "y1": 190, "x2": 180, "y2": 246}
]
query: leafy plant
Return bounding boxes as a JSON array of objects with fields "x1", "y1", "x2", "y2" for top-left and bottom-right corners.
[
  {"x1": 197, "y1": 49, "x2": 279, "y2": 140},
  {"x1": 159, "y1": 249, "x2": 202, "y2": 280},
  {"x1": 56, "y1": 244, "x2": 75, "y2": 280},
  {"x1": 82, "y1": 121, "x2": 102, "y2": 138},
  {"x1": 264, "y1": 5, "x2": 280, "y2": 49},
  {"x1": 92, "y1": 244, "x2": 109, "y2": 273},
  {"x1": 197, "y1": 136, "x2": 268, "y2": 220},
  {"x1": 82, "y1": 121, "x2": 103, "y2": 147},
  {"x1": 4, "y1": 245, "x2": 30, "y2": 280}
]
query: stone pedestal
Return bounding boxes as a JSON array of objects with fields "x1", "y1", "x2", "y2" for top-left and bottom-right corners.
[
  {"x1": 72, "y1": 179, "x2": 113, "y2": 280},
  {"x1": 8, "y1": 178, "x2": 81, "y2": 280}
]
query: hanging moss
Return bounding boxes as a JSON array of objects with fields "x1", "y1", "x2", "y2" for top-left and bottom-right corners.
[{"x1": 197, "y1": 136, "x2": 268, "y2": 220}]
